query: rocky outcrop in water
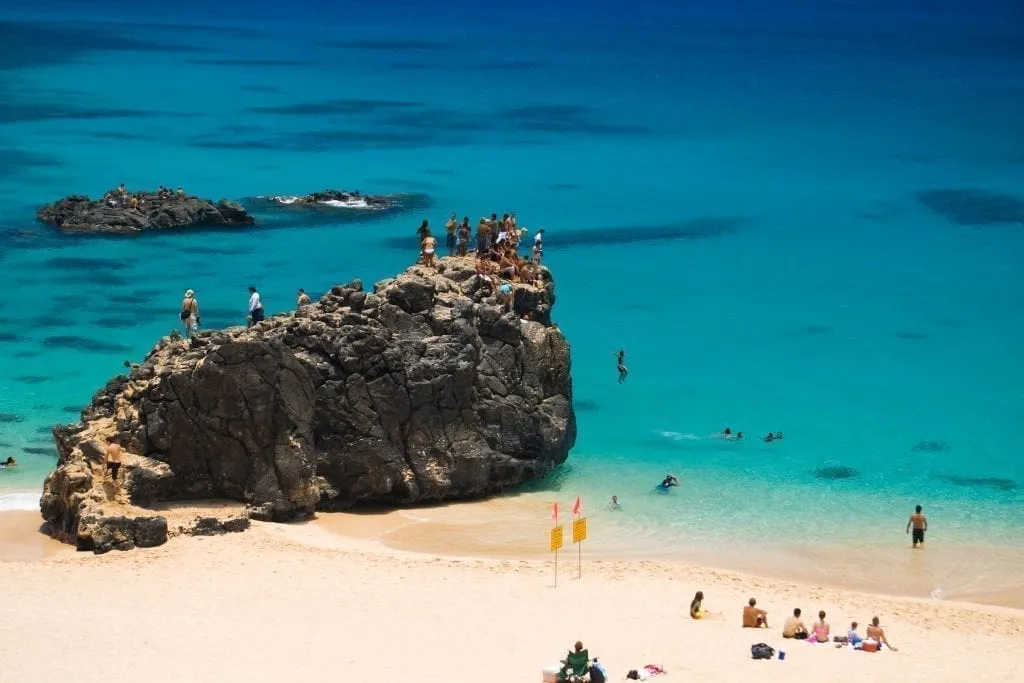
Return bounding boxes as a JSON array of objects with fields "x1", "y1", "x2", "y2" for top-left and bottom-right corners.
[
  {"x1": 40, "y1": 257, "x2": 575, "y2": 552},
  {"x1": 37, "y1": 189, "x2": 254, "y2": 235},
  {"x1": 243, "y1": 189, "x2": 431, "y2": 228}
]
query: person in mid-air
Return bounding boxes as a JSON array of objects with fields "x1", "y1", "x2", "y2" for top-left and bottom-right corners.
[{"x1": 613, "y1": 349, "x2": 628, "y2": 383}]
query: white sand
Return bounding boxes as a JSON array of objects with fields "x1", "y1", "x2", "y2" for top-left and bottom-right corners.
[{"x1": 2, "y1": 511, "x2": 1022, "y2": 683}]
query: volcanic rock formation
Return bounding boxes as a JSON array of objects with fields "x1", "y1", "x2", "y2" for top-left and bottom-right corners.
[
  {"x1": 37, "y1": 189, "x2": 254, "y2": 235},
  {"x1": 41, "y1": 257, "x2": 575, "y2": 552}
]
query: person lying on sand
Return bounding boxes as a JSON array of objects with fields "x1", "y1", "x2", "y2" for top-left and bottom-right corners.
[
  {"x1": 743, "y1": 598, "x2": 768, "y2": 628},
  {"x1": 626, "y1": 664, "x2": 666, "y2": 680},
  {"x1": 782, "y1": 608, "x2": 808, "y2": 639}
]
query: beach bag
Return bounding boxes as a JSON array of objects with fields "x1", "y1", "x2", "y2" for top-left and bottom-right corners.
[
  {"x1": 751, "y1": 643, "x2": 775, "y2": 660},
  {"x1": 589, "y1": 663, "x2": 606, "y2": 683}
]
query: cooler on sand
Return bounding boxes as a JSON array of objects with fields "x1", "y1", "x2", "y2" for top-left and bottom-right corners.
[{"x1": 542, "y1": 664, "x2": 561, "y2": 682}]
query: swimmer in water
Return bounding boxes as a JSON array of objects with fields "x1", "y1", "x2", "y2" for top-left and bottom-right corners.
[
  {"x1": 660, "y1": 474, "x2": 679, "y2": 489},
  {"x1": 0, "y1": 456, "x2": 15, "y2": 469},
  {"x1": 763, "y1": 433, "x2": 775, "y2": 442},
  {"x1": 613, "y1": 349, "x2": 628, "y2": 383},
  {"x1": 609, "y1": 495, "x2": 621, "y2": 511}
]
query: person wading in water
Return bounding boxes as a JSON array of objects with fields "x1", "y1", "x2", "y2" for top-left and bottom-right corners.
[{"x1": 180, "y1": 289, "x2": 199, "y2": 339}]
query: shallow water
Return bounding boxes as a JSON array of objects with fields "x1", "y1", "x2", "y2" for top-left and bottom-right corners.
[{"x1": 1, "y1": 1, "x2": 1023, "y2": 603}]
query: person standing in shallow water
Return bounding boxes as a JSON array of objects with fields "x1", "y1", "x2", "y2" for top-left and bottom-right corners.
[
  {"x1": 613, "y1": 349, "x2": 628, "y2": 383},
  {"x1": 906, "y1": 504, "x2": 928, "y2": 548},
  {"x1": 247, "y1": 286, "x2": 264, "y2": 327},
  {"x1": 180, "y1": 289, "x2": 199, "y2": 339},
  {"x1": 296, "y1": 288, "x2": 312, "y2": 310}
]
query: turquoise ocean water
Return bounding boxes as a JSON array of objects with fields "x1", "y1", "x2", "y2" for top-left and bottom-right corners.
[{"x1": 2, "y1": 1, "x2": 1023, "y2": 602}]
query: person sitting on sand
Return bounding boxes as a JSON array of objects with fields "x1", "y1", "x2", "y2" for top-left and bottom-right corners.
[
  {"x1": 0, "y1": 456, "x2": 16, "y2": 469},
  {"x1": 558, "y1": 640, "x2": 589, "y2": 682},
  {"x1": 743, "y1": 598, "x2": 768, "y2": 628},
  {"x1": 782, "y1": 608, "x2": 808, "y2": 639},
  {"x1": 690, "y1": 591, "x2": 706, "y2": 619},
  {"x1": 865, "y1": 616, "x2": 897, "y2": 650},
  {"x1": 811, "y1": 610, "x2": 830, "y2": 643},
  {"x1": 847, "y1": 621, "x2": 863, "y2": 648}
]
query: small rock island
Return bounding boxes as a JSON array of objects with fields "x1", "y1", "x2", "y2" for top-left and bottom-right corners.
[
  {"x1": 37, "y1": 185, "x2": 254, "y2": 235},
  {"x1": 259, "y1": 189, "x2": 401, "y2": 208},
  {"x1": 41, "y1": 257, "x2": 576, "y2": 553}
]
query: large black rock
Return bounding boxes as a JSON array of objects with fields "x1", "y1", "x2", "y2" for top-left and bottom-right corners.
[{"x1": 40, "y1": 257, "x2": 576, "y2": 550}]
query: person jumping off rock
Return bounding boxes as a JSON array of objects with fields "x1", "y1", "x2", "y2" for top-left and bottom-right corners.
[{"x1": 613, "y1": 349, "x2": 628, "y2": 383}]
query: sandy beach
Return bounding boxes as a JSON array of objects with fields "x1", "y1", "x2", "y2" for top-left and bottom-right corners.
[{"x1": 2, "y1": 510, "x2": 1022, "y2": 683}]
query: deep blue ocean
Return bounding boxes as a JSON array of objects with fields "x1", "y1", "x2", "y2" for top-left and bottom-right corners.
[{"x1": 2, "y1": 0, "x2": 1023, "y2": 602}]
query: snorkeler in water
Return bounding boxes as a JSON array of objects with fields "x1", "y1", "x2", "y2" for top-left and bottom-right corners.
[{"x1": 613, "y1": 349, "x2": 628, "y2": 383}]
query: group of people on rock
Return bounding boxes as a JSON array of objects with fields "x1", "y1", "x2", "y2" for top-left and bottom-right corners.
[
  {"x1": 413, "y1": 212, "x2": 549, "y2": 313},
  {"x1": 416, "y1": 213, "x2": 545, "y2": 271},
  {"x1": 102, "y1": 184, "x2": 185, "y2": 210},
  {"x1": 178, "y1": 286, "x2": 313, "y2": 339}
]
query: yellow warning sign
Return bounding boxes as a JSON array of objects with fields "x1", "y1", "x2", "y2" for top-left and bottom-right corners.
[
  {"x1": 550, "y1": 526, "x2": 564, "y2": 551},
  {"x1": 572, "y1": 517, "x2": 588, "y2": 544}
]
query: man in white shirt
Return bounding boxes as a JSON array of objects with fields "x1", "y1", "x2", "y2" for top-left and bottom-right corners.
[
  {"x1": 533, "y1": 228, "x2": 545, "y2": 263},
  {"x1": 248, "y1": 286, "x2": 264, "y2": 327}
]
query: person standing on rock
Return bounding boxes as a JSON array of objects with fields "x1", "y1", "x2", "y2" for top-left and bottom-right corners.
[
  {"x1": 533, "y1": 228, "x2": 545, "y2": 264},
  {"x1": 180, "y1": 289, "x2": 199, "y2": 339},
  {"x1": 416, "y1": 219, "x2": 431, "y2": 246},
  {"x1": 421, "y1": 231, "x2": 438, "y2": 268},
  {"x1": 106, "y1": 439, "x2": 122, "y2": 486},
  {"x1": 445, "y1": 212, "x2": 458, "y2": 256},
  {"x1": 457, "y1": 217, "x2": 471, "y2": 257},
  {"x1": 247, "y1": 286, "x2": 264, "y2": 327},
  {"x1": 296, "y1": 288, "x2": 312, "y2": 309}
]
